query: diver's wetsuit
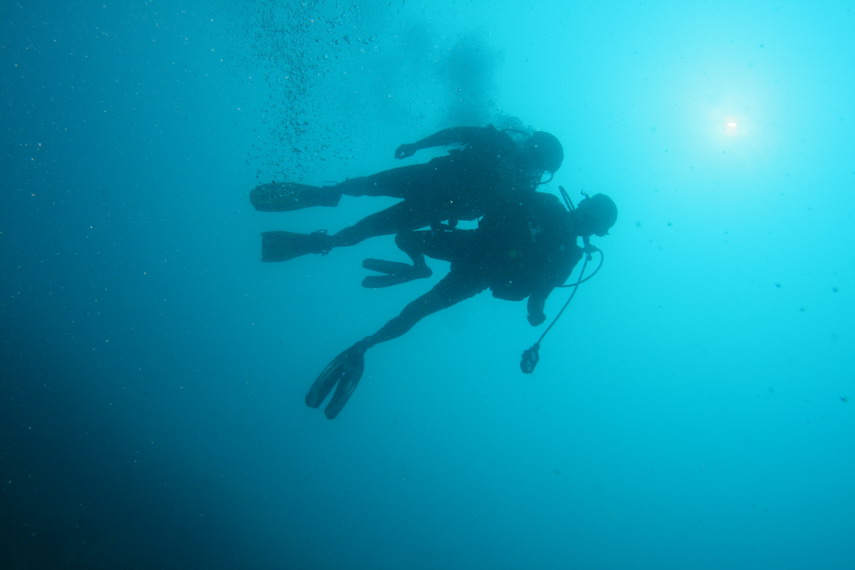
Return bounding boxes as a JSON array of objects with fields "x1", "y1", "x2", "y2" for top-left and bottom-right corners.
[
  {"x1": 327, "y1": 126, "x2": 541, "y2": 247},
  {"x1": 306, "y1": 190, "x2": 587, "y2": 418},
  {"x1": 254, "y1": 126, "x2": 557, "y2": 263},
  {"x1": 357, "y1": 191, "x2": 583, "y2": 350}
]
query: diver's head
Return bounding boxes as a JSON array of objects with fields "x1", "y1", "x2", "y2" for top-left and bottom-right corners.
[
  {"x1": 523, "y1": 131, "x2": 564, "y2": 174},
  {"x1": 574, "y1": 194, "x2": 617, "y2": 237}
]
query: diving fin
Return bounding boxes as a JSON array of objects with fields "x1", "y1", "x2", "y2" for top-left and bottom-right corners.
[
  {"x1": 361, "y1": 258, "x2": 432, "y2": 288},
  {"x1": 261, "y1": 230, "x2": 333, "y2": 262},
  {"x1": 362, "y1": 273, "x2": 423, "y2": 288},
  {"x1": 305, "y1": 344, "x2": 366, "y2": 419},
  {"x1": 250, "y1": 182, "x2": 340, "y2": 212},
  {"x1": 362, "y1": 258, "x2": 416, "y2": 275}
]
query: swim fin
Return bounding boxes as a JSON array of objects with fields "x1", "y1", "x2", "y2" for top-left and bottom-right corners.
[
  {"x1": 250, "y1": 182, "x2": 340, "y2": 212},
  {"x1": 361, "y1": 258, "x2": 432, "y2": 288},
  {"x1": 261, "y1": 230, "x2": 333, "y2": 262},
  {"x1": 305, "y1": 343, "x2": 366, "y2": 419}
]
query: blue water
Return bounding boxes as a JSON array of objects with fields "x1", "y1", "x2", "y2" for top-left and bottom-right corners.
[{"x1": 2, "y1": 2, "x2": 853, "y2": 569}]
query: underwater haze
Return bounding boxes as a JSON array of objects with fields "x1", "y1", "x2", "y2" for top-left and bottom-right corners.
[{"x1": 2, "y1": 1, "x2": 854, "y2": 568}]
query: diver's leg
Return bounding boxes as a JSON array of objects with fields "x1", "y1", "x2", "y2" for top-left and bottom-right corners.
[
  {"x1": 358, "y1": 229, "x2": 475, "y2": 287},
  {"x1": 334, "y1": 163, "x2": 434, "y2": 199},
  {"x1": 262, "y1": 202, "x2": 423, "y2": 262},
  {"x1": 396, "y1": 228, "x2": 475, "y2": 266},
  {"x1": 358, "y1": 230, "x2": 434, "y2": 289},
  {"x1": 253, "y1": 162, "x2": 438, "y2": 212},
  {"x1": 359, "y1": 271, "x2": 487, "y2": 349},
  {"x1": 250, "y1": 163, "x2": 425, "y2": 211},
  {"x1": 331, "y1": 201, "x2": 430, "y2": 247},
  {"x1": 260, "y1": 203, "x2": 436, "y2": 263},
  {"x1": 309, "y1": 270, "x2": 485, "y2": 418}
]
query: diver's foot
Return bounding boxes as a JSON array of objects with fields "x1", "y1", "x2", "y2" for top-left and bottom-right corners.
[
  {"x1": 360, "y1": 258, "x2": 432, "y2": 288},
  {"x1": 261, "y1": 230, "x2": 333, "y2": 262},
  {"x1": 250, "y1": 182, "x2": 341, "y2": 212}
]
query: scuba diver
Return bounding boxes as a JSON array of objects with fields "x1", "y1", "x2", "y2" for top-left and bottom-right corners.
[
  {"x1": 251, "y1": 125, "x2": 564, "y2": 262},
  {"x1": 305, "y1": 191, "x2": 618, "y2": 419}
]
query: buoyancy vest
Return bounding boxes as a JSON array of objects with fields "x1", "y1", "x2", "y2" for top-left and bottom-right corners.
[{"x1": 477, "y1": 192, "x2": 582, "y2": 301}]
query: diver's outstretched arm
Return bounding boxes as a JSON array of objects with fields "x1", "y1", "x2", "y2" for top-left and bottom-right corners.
[{"x1": 395, "y1": 126, "x2": 497, "y2": 159}]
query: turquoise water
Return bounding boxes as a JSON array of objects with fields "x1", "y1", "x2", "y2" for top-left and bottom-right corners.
[{"x1": 2, "y1": 2, "x2": 853, "y2": 568}]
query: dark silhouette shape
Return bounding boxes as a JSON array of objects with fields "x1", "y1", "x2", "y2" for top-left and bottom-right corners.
[
  {"x1": 306, "y1": 191, "x2": 618, "y2": 418},
  {"x1": 251, "y1": 126, "x2": 564, "y2": 261}
]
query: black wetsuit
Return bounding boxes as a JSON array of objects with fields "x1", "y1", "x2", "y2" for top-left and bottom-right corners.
[
  {"x1": 358, "y1": 192, "x2": 583, "y2": 350},
  {"x1": 331, "y1": 126, "x2": 541, "y2": 247}
]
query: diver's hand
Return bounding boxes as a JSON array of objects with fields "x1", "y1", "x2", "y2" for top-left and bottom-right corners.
[
  {"x1": 528, "y1": 311, "x2": 546, "y2": 327},
  {"x1": 395, "y1": 143, "x2": 417, "y2": 159}
]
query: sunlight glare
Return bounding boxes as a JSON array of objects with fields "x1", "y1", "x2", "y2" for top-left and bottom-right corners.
[{"x1": 724, "y1": 119, "x2": 739, "y2": 135}]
